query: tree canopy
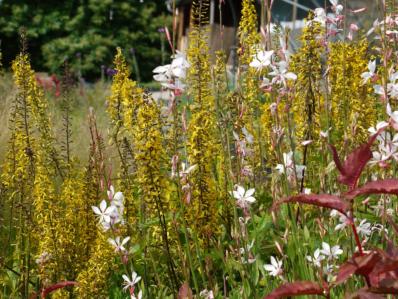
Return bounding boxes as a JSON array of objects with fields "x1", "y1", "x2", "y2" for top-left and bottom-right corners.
[{"x1": 0, "y1": 0, "x2": 170, "y2": 81}]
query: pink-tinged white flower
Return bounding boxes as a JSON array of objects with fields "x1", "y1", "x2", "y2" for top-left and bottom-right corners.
[
  {"x1": 232, "y1": 185, "x2": 256, "y2": 209},
  {"x1": 153, "y1": 51, "x2": 190, "y2": 91},
  {"x1": 200, "y1": 289, "x2": 214, "y2": 299},
  {"x1": 269, "y1": 61, "x2": 297, "y2": 87},
  {"x1": 361, "y1": 60, "x2": 377, "y2": 84},
  {"x1": 171, "y1": 51, "x2": 190, "y2": 78},
  {"x1": 249, "y1": 50, "x2": 274, "y2": 70},
  {"x1": 320, "y1": 128, "x2": 330, "y2": 138},
  {"x1": 122, "y1": 271, "x2": 141, "y2": 291},
  {"x1": 368, "y1": 121, "x2": 389, "y2": 136},
  {"x1": 369, "y1": 131, "x2": 398, "y2": 166},
  {"x1": 92, "y1": 200, "x2": 116, "y2": 225},
  {"x1": 108, "y1": 236, "x2": 130, "y2": 253},
  {"x1": 320, "y1": 242, "x2": 343, "y2": 260},
  {"x1": 357, "y1": 219, "x2": 372, "y2": 237},
  {"x1": 264, "y1": 256, "x2": 283, "y2": 277},
  {"x1": 306, "y1": 249, "x2": 324, "y2": 268},
  {"x1": 387, "y1": 103, "x2": 398, "y2": 124},
  {"x1": 313, "y1": 8, "x2": 326, "y2": 25},
  {"x1": 334, "y1": 212, "x2": 352, "y2": 231},
  {"x1": 179, "y1": 162, "x2": 197, "y2": 178},
  {"x1": 276, "y1": 151, "x2": 306, "y2": 181},
  {"x1": 347, "y1": 23, "x2": 359, "y2": 40},
  {"x1": 374, "y1": 84, "x2": 385, "y2": 98},
  {"x1": 107, "y1": 186, "x2": 125, "y2": 225},
  {"x1": 330, "y1": 0, "x2": 343, "y2": 14}
]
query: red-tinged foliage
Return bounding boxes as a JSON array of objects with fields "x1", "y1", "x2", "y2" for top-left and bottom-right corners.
[
  {"x1": 263, "y1": 281, "x2": 325, "y2": 299},
  {"x1": 335, "y1": 252, "x2": 382, "y2": 285},
  {"x1": 273, "y1": 194, "x2": 350, "y2": 215},
  {"x1": 386, "y1": 216, "x2": 398, "y2": 236},
  {"x1": 178, "y1": 282, "x2": 193, "y2": 299},
  {"x1": 346, "y1": 288, "x2": 385, "y2": 299},
  {"x1": 29, "y1": 281, "x2": 77, "y2": 299},
  {"x1": 345, "y1": 179, "x2": 398, "y2": 200},
  {"x1": 329, "y1": 133, "x2": 379, "y2": 189}
]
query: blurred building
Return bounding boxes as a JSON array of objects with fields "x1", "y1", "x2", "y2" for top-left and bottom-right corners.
[{"x1": 174, "y1": 0, "x2": 379, "y2": 60}]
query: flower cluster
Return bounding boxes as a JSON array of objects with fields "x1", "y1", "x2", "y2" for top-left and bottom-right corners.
[{"x1": 153, "y1": 51, "x2": 190, "y2": 93}]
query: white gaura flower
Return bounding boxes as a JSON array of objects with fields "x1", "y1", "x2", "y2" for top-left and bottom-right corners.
[
  {"x1": 170, "y1": 50, "x2": 190, "y2": 78},
  {"x1": 387, "y1": 103, "x2": 398, "y2": 124},
  {"x1": 374, "y1": 84, "x2": 385, "y2": 97},
  {"x1": 334, "y1": 213, "x2": 352, "y2": 231},
  {"x1": 232, "y1": 185, "x2": 256, "y2": 209},
  {"x1": 107, "y1": 186, "x2": 125, "y2": 225},
  {"x1": 92, "y1": 200, "x2": 116, "y2": 225},
  {"x1": 249, "y1": 50, "x2": 274, "y2": 70},
  {"x1": 320, "y1": 242, "x2": 343, "y2": 260},
  {"x1": 306, "y1": 248, "x2": 324, "y2": 268},
  {"x1": 179, "y1": 162, "x2": 197, "y2": 177},
  {"x1": 357, "y1": 219, "x2": 372, "y2": 237},
  {"x1": 108, "y1": 236, "x2": 130, "y2": 253},
  {"x1": 361, "y1": 60, "x2": 377, "y2": 84},
  {"x1": 313, "y1": 8, "x2": 327, "y2": 25},
  {"x1": 264, "y1": 256, "x2": 283, "y2": 277},
  {"x1": 368, "y1": 121, "x2": 389, "y2": 136},
  {"x1": 276, "y1": 151, "x2": 306, "y2": 180},
  {"x1": 152, "y1": 51, "x2": 190, "y2": 91},
  {"x1": 269, "y1": 61, "x2": 297, "y2": 87},
  {"x1": 122, "y1": 271, "x2": 141, "y2": 291},
  {"x1": 330, "y1": 0, "x2": 343, "y2": 14}
]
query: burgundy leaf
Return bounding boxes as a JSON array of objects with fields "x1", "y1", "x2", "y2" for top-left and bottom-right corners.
[
  {"x1": 329, "y1": 133, "x2": 379, "y2": 189},
  {"x1": 369, "y1": 283, "x2": 398, "y2": 295},
  {"x1": 346, "y1": 288, "x2": 385, "y2": 299},
  {"x1": 263, "y1": 281, "x2": 325, "y2": 299},
  {"x1": 345, "y1": 179, "x2": 398, "y2": 200},
  {"x1": 273, "y1": 194, "x2": 350, "y2": 215},
  {"x1": 178, "y1": 282, "x2": 193, "y2": 299},
  {"x1": 386, "y1": 216, "x2": 398, "y2": 237},
  {"x1": 335, "y1": 261, "x2": 358, "y2": 285},
  {"x1": 41, "y1": 281, "x2": 77, "y2": 298},
  {"x1": 372, "y1": 259, "x2": 398, "y2": 276},
  {"x1": 335, "y1": 252, "x2": 381, "y2": 285}
]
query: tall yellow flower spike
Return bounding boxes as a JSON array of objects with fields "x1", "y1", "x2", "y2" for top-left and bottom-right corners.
[{"x1": 186, "y1": 0, "x2": 221, "y2": 243}]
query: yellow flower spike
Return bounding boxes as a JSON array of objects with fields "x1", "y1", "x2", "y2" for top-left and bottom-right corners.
[
  {"x1": 328, "y1": 40, "x2": 376, "y2": 148},
  {"x1": 186, "y1": 0, "x2": 222, "y2": 244}
]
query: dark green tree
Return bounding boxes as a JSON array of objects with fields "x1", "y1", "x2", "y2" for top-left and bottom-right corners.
[{"x1": 0, "y1": 0, "x2": 170, "y2": 81}]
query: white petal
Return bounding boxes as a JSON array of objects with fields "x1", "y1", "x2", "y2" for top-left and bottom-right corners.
[
  {"x1": 264, "y1": 264, "x2": 275, "y2": 271},
  {"x1": 153, "y1": 64, "x2": 171, "y2": 73},
  {"x1": 244, "y1": 196, "x2": 256, "y2": 203},
  {"x1": 236, "y1": 185, "x2": 245, "y2": 198},
  {"x1": 270, "y1": 256, "x2": 278, "y2": 267},
  {"x1": 92, "y1": 206, "x2": 101, "y2": 215},
  {"x1": 99, "y1": 200, "x2": 107, "y2": 212},
  {"x1": 114, "y1": 191, "x2": 124, "y2": 202},
  {"x1": 121, "y1": 236, "x2": 130, "y2": 246},
  {"x1": 245, "y1": 188, "x2": 255, "y2": 197},
  {"x1": 122, "y1": 274, "x2": 131, "y2": 283}
]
